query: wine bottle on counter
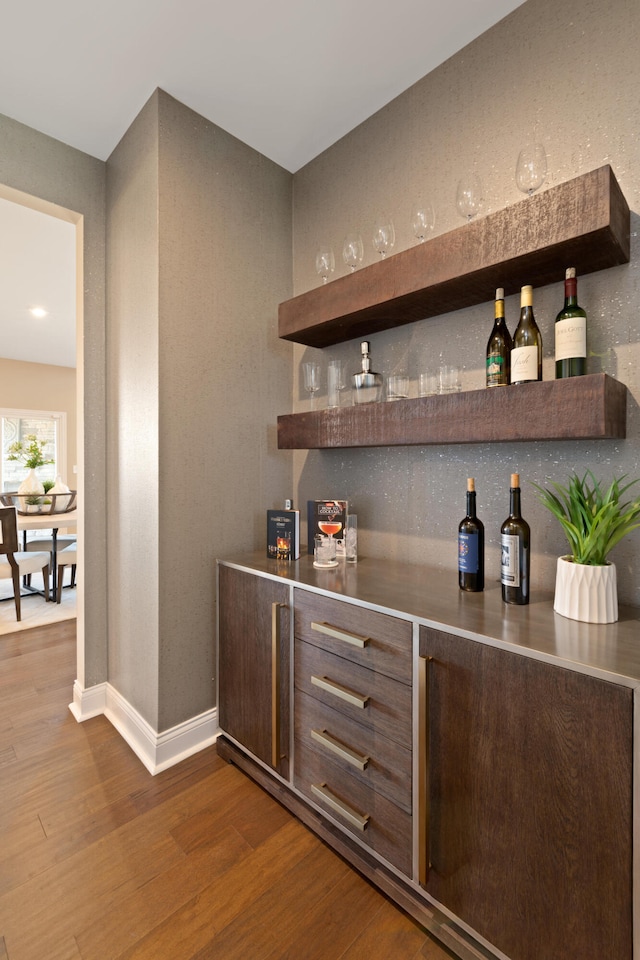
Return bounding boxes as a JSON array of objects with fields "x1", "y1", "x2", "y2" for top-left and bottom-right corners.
[
  {"x1": 555, "y1": 267, "x2": 587, "y2": 378},
  {"x1": 511, "y1": 285, "x2": 542, "y2": 384},
  {"x1": 500, "y1": 473, "x2": 530, "y2": 605},
  {"x1": 458, "y1": 478, "x2": 484, "y2": 592},
  {"x1": 352, "y1": 341, "x2": 383, "y2": 404},
  {"x1": 486, "y1": 287, "x2": 512, "y2": 387}
]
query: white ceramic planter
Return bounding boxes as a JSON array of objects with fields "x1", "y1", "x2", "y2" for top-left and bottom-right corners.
[{"x1": 554, "y1": 556, "x2": 618, "y2": 624}]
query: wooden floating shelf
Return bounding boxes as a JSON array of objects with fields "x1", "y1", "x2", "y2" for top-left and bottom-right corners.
[
  {"x1": 279, "y1": 165, "x2": 630, "y2": 348},
  {"x1": 277, "y1": 374, "x2": 627, "y2": 449}
]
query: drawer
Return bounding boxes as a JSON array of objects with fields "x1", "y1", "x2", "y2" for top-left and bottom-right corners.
[
  {"x1": 295, "y1": 688, "x2": 412, "y2": 812},
  {"x1": 294, "y1": 738, "x2": 412, "y2": 876},
  {"x1": 294, "y1": 589, "x2": 411, "y2": 683},
  {"x1": 295, "y1": 639, "x2": 411, "y2": 747}
]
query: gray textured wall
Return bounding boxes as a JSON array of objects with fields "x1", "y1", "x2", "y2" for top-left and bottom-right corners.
[
  {"x1": 106, "y1": 91, "x2": 293, "y2": 731},
  {"x1": 291, "y1": 0, "x2": 640, "y2": 606}
]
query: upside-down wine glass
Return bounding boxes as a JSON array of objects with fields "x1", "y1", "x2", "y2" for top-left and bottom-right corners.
[
  {"x1": 515, "y1": 144, "x2": 548, "y2": 196},
  {"x1": 302, "y1": 360, "x2": 321, "y2": 410},
  {"x1": 372, "y1": 217, "x2": 395, "y2": 258},
  {"x1": 342, "y1": 234, "x2": 364, "y2": 272},
  {"x1": 315, "y1": 245, "x2": 335, "y2": 284},
  {"x1": 456, "y1": 175, "x2": 483, "y2": 221}
]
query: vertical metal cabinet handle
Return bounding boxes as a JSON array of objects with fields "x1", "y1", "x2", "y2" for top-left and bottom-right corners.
[
  {"x1": 311, "y1": 674, "x2": 369, "y2": 709},
  {"x1": 311, "y1": 782, "x2": 370, "y2": 832},
  {"x1": 311, "y1": 728, "x2": 370, "y2": 770},
  {"x1": 271, "y1": 602, "x2": 286, "y2": 768},
  {"x1": 418, "y1": 654, "x2": 432, "y2": 886},
  {"x1": 311, "y1": 620, "x2": 370, "y2": 648}
]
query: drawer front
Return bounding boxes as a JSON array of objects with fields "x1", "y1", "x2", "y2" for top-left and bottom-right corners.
[
  {"x1": 294, "y1": 738, "x2": 412, "y2": 875},
  {"x1": 295, "y1": 688, "x2": 412, "y2": 813},
  {"x1": 295, "y1": 639, "x2": 411, "y2": 747},
  {"x1": 294, "y1": 589, "x2": 411, "y2": 683}
]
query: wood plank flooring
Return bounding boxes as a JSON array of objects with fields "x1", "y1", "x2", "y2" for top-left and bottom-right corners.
[{"x1": 0, "y1": 621, "x2": 456, "y2": 960}]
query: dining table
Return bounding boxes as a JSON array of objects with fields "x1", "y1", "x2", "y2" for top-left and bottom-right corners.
[{"x1": 17, "y1": 509, "x2": 78, "y2": 600}]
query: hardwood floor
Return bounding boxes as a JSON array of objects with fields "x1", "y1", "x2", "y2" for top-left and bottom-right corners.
[{"x1": 0, "y1": 621, "x2": 456, "y2": 960}]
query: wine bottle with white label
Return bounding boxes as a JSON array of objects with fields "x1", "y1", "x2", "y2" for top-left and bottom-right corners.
[
  {"x1": 458, "y1": 478, "x2": 484, "y2": 592},
  {"x1": 500, "y1": 473, "x2": 530, "y2": 605},
  {"x1": 511, "y1": 285, "x2": 542, "y2": 384},
  {"x1": 555, "y1": 267, "x2": 586, "y2": 378}
]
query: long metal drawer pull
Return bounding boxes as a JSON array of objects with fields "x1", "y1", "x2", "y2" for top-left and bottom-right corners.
[
  {"x1": 311, "y1": 782, "x2": 370, "y2": 832},
  {"x1": 311, "y1": 674, "x2": 369, "y2": 709},
  {"x1": 271, "y1": 602, "x2": 286, "y2": 768},
  {"x1": 418, "y1": 654, "x2": 432, "y2": 886},
  {"x1": 311, "y1": 728, "x2": 370, "y2": 771},
  {"x1": 311, "y1": 620, "x2": 370, "y2": 649}
]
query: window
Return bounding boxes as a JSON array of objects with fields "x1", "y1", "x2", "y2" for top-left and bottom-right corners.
[{"x1": 0, "y1": 409, "x2": 67, "y2": 493}]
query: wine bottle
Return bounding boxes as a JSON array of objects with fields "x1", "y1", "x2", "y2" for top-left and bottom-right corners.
[
  {"x1": 500, "y1": 473, "x2": 530, "y2": 605},
  {"x1": 555, "y1": 267, "x2": 587, "y2": 378},
  {"x1": 510, "y1": 285, "x2": 542, "y2": 384},
  {"x1": 486, "y1": 287, "x2": 512, "y2": 387},
  {"x1": 458, "y1": 478, "x2": 484, "y2": 592},
  {"x1": 352, "y1": 341, "x2": 383, "y2": 404}
]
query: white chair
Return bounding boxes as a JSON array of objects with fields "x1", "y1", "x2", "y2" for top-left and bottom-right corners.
[
  {"x1": 0, "y1": 507, "x2": 50, "y2": 620},
  {"x1": 57, "y1": 544, "x2": 77, "y2": 603}
]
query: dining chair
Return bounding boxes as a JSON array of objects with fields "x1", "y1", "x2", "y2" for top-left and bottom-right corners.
[
  {"x1": 0, "y1": 507, "x2": 50, "y2": 620},
  {"x1": 57, "y1": 544, "x2": 77, "y2": 603}
]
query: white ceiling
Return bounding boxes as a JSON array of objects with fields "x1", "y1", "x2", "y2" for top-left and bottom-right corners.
[{"x1": 0, "y1": 0, "x2": 525, "y2": 370}]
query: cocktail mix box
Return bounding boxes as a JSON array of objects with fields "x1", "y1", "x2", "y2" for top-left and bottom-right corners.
[{"x1": 307, "y1": 500, "x2": 348, "y2": 557}]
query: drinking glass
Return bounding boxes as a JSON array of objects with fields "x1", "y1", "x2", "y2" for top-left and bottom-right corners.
[
  {"x1": 515, "y1": 144, "x2": 548, "y2": 196},
  {"x1": 345, "y1": 514, "x2": 358, "y2": 563},
  {"x1": 302, "y1": 360, "x2": 321, "y2": 409},
  {"x1": 342, "y1": 234, "x2": 364, "y2": 272},
  {"x1": 314, "y1": 534, "x2": 338, "y2": 568},
  {"x1": 386, "y1": 374, "x2": 409, "y2": 400},
  {"x1": 327, "y1": 359, "x2": 344, "y2": 408},
  {"x1": 411, "y1": 202, "x2": 435, "y2": 242},
  {"x1": 372, "y1": 218, "x2": 395, "y2": 258},
  {"x1": 456, "y1": 175, "x2": 483, "y2": 221},
  {"x1": 315, "y1": 245, "x2": 335, "y2": 284}
]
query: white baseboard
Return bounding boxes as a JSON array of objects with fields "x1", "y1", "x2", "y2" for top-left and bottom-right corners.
[{"x1": 69, "y1": 680, "x2": 219, "y2": 775}]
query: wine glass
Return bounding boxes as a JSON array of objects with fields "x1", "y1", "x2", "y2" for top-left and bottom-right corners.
[
  {"x1": 372, "y1": 218, "x2": 395, "y2": 258},
  {"x1": 515, "y1": 144, "x2": 548, "y2": 196},
  {"x1": 342, "y1": 233, "x2": 364, "y2": 272},
  {"x1": 411, "y1": 202, "x2": 435, "y2": 242},
  {"x1": 456, "y1": 175, "x2": 483, "y2": 221},
  {"x1": 302, "y1": 360, "x2": 321, "y2": 410},
  {"x1": 315, "y1": 245, "x2": 335, "y2": 284}
]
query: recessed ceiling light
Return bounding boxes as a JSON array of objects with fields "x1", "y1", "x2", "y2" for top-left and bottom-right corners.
[{"x1": 30, "y1": 307, "x2": 48, "y2": 318}]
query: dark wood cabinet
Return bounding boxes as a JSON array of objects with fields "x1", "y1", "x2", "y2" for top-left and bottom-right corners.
[
  {"x1": 217, "y1": 555, "x2": 640, "y2": 960},
  {"x1": 419, "y1": 625, "x2": 633, "y2": 960},
  {"x1": 293, "y1": 588, "x2": 413, "y2": 874},
  {"x1": 217, "y1": 565, "x2": 290, "y2": 778}
]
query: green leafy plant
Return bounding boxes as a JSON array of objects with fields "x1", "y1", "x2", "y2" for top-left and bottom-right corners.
[
  {"x1": 7, "y1": 434, "x2": 54, "y2": 470},
  {"x1": 533, "y1": 471, "x2": 640, "y2": 566}
]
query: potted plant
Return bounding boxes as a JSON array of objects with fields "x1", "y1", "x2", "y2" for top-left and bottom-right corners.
[
  {"x1": 533, "y1": 471, "x2": 640, "y2": 623},
  {"x1": 7, "y1": 434, "x2": 54, "y2": 497}
]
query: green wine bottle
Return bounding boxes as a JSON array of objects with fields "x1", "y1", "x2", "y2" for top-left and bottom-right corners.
[
  {"x1": 486, "y1": 288, "x2": 512, "y2": 387},
  {"x1": 555, "y1": 268, "x2": 587, "y2": 378}
]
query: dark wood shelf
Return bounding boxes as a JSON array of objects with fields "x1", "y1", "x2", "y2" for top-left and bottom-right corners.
[
  {"x1": 279, "y1": 166, "x2": 630, "y2": 348},
  {"x1": 277, "y1": 373, "x2": 627, "y2": 449}
]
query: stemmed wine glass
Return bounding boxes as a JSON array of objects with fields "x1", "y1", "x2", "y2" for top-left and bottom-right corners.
[
  {"x1": 302, "y1": 360, "x2": 321, "y2": 410},
  {"x1": 315, "y1": 245, "x2": 335, "y2": 284},
  {"x1": 342, "y1": 234, "x2": 364, "y2": 272},
  {"x1": 372, "y1": 217, "x2": 395, "y2": 258},
  {"x1": 456, "y1": 175, "x2": 483, "y2": 221},
  {"x1": 411, "y1": 201, "x2": 435, "y2": 242},
  {"x1": 515, "y1": 144, "x2": 548, "y2": 196}
]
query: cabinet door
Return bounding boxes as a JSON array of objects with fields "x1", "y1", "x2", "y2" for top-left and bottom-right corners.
[
  {"x1": 419, "y1": 626, "x2": 633, "y2": 960},
  {"x1": 218, "y1": 565, "x2": 290, "y2": 778}
]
